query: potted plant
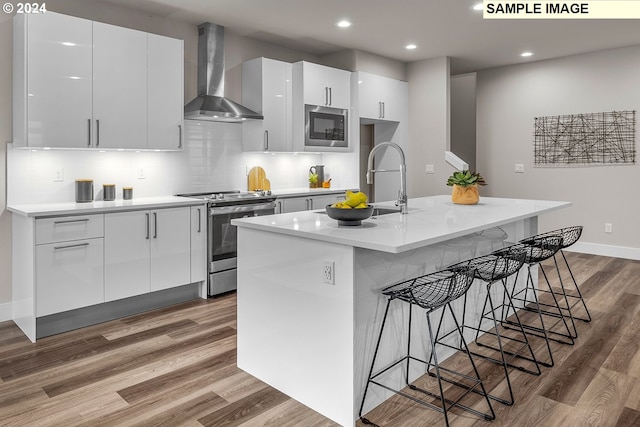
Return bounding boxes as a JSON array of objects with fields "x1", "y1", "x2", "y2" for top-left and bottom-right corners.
[
  {"x1": 309, "y1": 172, "x2": 318, "y2": 188},
  {"x1": 446, "y1": 170, "x2": 486, "y2": 205}
]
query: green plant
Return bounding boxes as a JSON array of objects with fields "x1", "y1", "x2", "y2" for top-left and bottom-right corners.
[
  {"x1": 446, "y1": 170, "x2": 486, "y2": 187},
  {"x1": 309, "y1": 173, "x2": 318, "y2": 184}
]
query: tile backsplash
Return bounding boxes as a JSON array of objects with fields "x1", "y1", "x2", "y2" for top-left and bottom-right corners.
[{"x1": 7, "y1": 121, "x2": 359, "y2": 204}]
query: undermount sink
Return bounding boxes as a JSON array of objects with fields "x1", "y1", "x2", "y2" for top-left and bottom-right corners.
[{"x1": 371, "y1": 207, "x2": 401, "y2": 216}]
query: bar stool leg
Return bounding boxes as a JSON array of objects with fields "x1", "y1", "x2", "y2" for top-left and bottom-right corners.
[
  {"x1": 508, "y1": 265, "x2": 556, "y2": 367},
  {"x1": 558, "y1": 249, "x2": 592, "y2": 322},
  {"x1": 359, "y1": 299, "x2": 392, "y2": 424},
  {"x1": 470, "y1": 278, "x2": 542, "y2": 405},
  {"x1": 419, "y1": 303, "x2": 495, "y2": 426},
  {"x1": 537, "y1": 263, "x2": 575, "y2": 345}
]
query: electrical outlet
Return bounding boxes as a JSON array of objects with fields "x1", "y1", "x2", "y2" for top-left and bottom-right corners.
[
  {"x1": 323, "y1": 261, "x2": 335, "y2": 285},
  {"x1": 605, "y1": 223, "x2": 612, "y2": 233},
  {"x1": 138, "y1": 168, "x2": 146, "y2": 179},
  {"x1": 54, "y1": 169, "x2": 64, "y2": 182},
  {"x1": 515, "y1": 164, "x2": 524, "y2": 173},
  {"x1": 425, "y1": 164, "x2": 434, "y2": 174}
]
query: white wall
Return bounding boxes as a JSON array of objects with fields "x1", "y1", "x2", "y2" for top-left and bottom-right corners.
[
  {"x1": 407, "y1": 56, "x2": 451, "y2": 197},
  {"x1": 476, "y1": 45, "x2": 640, "y2": 258},
  {"x1": 450, "y1": 73, "x2": 476, "y2": 172}
]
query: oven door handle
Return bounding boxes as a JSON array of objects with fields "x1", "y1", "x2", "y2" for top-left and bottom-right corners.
[{"x1": 209, "y1": 201, "x2": 276, "y2": 216}]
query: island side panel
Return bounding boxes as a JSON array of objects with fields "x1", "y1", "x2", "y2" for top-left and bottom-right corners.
[
  {"x1": 12, "y1": 214, "x2": 36, "y2": 342},
  {"x1": 353, "y1": 218, "x2": 536, "y2": 417},
  {"x1": 236, "y1": 227, "x2": 356, "y2": 427}
]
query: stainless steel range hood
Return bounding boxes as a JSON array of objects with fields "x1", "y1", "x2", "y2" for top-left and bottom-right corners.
[{"x1": 184, "y1": 23, "x2": 263, "y2": 122}]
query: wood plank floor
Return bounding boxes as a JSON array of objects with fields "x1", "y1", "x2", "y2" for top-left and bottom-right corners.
[{"x1": 0, "y1": 252, "x2": 638, "y2": 426}]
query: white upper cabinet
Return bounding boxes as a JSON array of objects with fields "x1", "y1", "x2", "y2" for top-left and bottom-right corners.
[
  {"x1": 13, "y1": 12, "x2": 93, "y2": 148},
  {"x1": 295, "y1": 61, "x2": 350, "y2": 109},
  {"x1": 355, "y1": 71, "x2": 407, "y2": 122},
  {"x1": 242, "y1": 57, "x2": 292, "y2": 152},
  {"x1": 13, "y1": 12, "x2": 184, "y2": 150},
  {"x1": 93, "y1": 22, "x2": 148, "y2": 149},
  {"x1": 148, "y1": 33, "x2": 184, "y2": 150}
]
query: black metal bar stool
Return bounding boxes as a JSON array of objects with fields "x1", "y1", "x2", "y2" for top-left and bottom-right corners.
[
  {"x1": 359, "y1": 269, "x2": 495, "y2": 427},
  {"x1": 525, "y1": 227, "x2": 592, "y2": 337},
  {"x1": 504, "y1": 234, "x2": 575, "y2": 367},
  {"x1": 441, "y1": 246, "x2": 541, "y2": 406}
]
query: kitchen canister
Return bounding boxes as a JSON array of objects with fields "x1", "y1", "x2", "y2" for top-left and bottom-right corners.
[
  {"x1": 75, "y1": 179, "x2": 94, "y2": 203},
  {"x1": 122, "y1": 187, "x2": 133, "y2": 200},
  {"x1": 103, "y1": 184, "x2": 116, "y2": 201}
]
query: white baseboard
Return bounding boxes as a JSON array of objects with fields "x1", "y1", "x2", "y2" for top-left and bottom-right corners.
[
  {"x1": 567, "y1": 242, "x2": 640, "y2": 261},
  {"x1": 0, "y1": 301, "x2": 12, "y2": 323}
]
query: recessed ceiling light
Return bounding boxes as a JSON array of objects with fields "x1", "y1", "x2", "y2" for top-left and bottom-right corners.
[
  {"x1": 405, "y1": 44, "x2": 417, "y2": 50},
  {"x1": 521, "y1": 51, "x2": 534, "y2": 57},
  {"x1": 336, "y1": 20, "x2": 351, "y2": 28},
  {"x1": 472, "y1": 3, "x2": 483, "y2": 11}
]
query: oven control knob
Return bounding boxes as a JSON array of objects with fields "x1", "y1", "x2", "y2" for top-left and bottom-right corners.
[
  {"x1": 266, "y1": 190, "x2": 272, "y2": 196},
  {"x1": 218, "y1": 193, "x2": 224, "y2": 199}
]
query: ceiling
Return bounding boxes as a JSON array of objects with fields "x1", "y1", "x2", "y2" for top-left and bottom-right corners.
[{"x1": 101, "y1": 0, "x2": 640, "y2": 74}]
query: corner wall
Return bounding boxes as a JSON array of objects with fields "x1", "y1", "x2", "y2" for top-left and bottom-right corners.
[{"x1": 476, "y1": 45, "x2": 640, "y2": 257}]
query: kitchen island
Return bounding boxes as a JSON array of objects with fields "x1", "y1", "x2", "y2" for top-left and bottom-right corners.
[{"x1": 231, "y1": 195, "x2": 570, "y2": 426}]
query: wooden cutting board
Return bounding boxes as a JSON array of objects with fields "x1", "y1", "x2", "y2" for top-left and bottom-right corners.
[{"x1": 247, "y1": 166, "x2": 271, "y2": 191}]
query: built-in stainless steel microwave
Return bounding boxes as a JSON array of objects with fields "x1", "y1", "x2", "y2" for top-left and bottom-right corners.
[{"x1": 305, "y1": 104, "x2": 348, "y2": 148}]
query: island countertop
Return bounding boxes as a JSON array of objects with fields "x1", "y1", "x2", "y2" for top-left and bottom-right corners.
[{"x1": 231, "y1": 195, "x2": 571, "y2": 253}]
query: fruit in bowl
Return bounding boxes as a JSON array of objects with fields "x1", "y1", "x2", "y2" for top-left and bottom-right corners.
[{"x1": 326, "y1": 191, "x2": 373, "y2": 225}]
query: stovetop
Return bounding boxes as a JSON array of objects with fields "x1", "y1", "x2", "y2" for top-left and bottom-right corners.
[{"x1": 176, "y1": 190, "x2": 276, "y2": 205}]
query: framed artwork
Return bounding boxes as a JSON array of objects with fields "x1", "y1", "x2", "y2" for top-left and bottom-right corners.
[{"x1": 534, "y1": 110, "x2": 636, "y2": 166}]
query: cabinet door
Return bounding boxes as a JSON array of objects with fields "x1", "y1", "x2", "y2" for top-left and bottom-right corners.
[
  {"x1": 36, "y1": 238, "x2": 104, "y2": 316},
  {"x1": 379, "y1": 78, "x2": 408, "y2": 123},
  {"x1": 303, "y1": 62, "x2": 350, "y2": 109},
  {"x1": 24, "y1": 12, "x2": 93, "y2": 148},
  {"x1": 309, "y1": 194, "x2": 344, "y2": 210},
  {"x1": 242, "y1": 58, "x2": 292, "y2": 152},
  {"x1": 281, "y1": 197, "x2": 308, "y2": 213},
  {"x1": 150, "y1": 208, "x2": 191, "y2": 292},
  {"x1": 357, "y1": 72, "x2": 383, "y2": 120},
  {"x1": 93, "y1": 22, "x2": 147, "y2": 149},
  {"x1": 148, "y1": 33, "x2": 184, "y2": 150},
  {"x1": 357, "y1": 72, "x2": 407, "y2": 122},
  {"x1": 190, "y1": 206, "x2": 207, "y2": 283},
  {"x1": 105, "y1": 211, "x2": 151, "y2": 301}
]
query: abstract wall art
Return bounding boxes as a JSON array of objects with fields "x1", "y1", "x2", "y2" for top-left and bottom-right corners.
[{"x1": 534, "y1": 110, "x2": 636, "y2": 166}]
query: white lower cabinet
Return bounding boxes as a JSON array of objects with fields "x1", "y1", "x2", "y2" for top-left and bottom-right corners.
[
  {"x1": 104, "y1": 210, "x2": 151, "y2": 301},
  {"x1": 36, "y1": 238, "x2": 104, "y2": 317},
  {"x1": 105, "y1": 207, "x2": 191, "y2": 301},
  {"x1": 34, "y1": 214, "x2": 105, "y2": 317},
  {"x1": 277, "y1": 193, "x2": 344, "y2": 213},
  {"x1": 150, "y1": 208, "x2": 191, "y2": 292}
]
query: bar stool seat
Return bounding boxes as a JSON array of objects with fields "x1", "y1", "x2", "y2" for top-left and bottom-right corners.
[
  {"x1": 443, "y1": 246, "x2": 541, "y2": 406},
  {"x1": 359, "y1": 269, "x2": 495, "y2": 427}
]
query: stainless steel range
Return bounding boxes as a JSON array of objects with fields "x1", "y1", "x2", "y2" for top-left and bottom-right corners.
[{"x1": 177, "y1": 190, "x2": 277, "y2": 296}]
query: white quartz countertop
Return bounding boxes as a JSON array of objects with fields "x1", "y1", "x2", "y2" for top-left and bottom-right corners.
[
  {"x1": 232, "y1": 195, "x2": 571, "y2": 253},
  {"x1": 7, "y1": 196, "x2": 206, "y2": 218}
]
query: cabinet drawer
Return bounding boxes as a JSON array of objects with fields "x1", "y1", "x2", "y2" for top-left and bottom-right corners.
[
  {"x1": 35, "y1": 237, "x2": 105, "y2": 316},
  {"x1": 36, "y1": 214, "x2": 104, "y2": 244}
]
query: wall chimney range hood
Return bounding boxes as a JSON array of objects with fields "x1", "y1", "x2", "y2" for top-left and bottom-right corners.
[{"x1": 184, "y1": 23, "x2": 263, "y2": 122}]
